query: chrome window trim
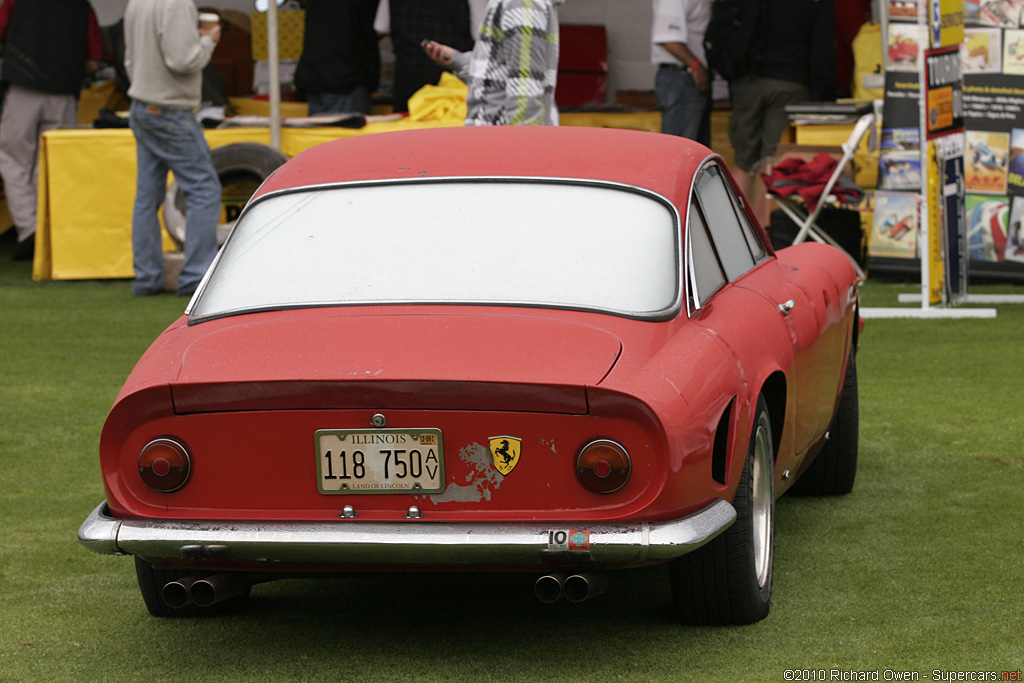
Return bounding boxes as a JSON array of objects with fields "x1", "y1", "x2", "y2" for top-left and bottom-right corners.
[
  {"x1": 685, "y1": 159, "x2": 773, "y2": 317},
  {"x1": 186, "y1": 176, "x2": 684, "y2": 325}
]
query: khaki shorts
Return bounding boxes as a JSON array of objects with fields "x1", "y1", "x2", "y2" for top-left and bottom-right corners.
[{"x1": 728, "y1": 75, "x2": 809, "y2": 173}]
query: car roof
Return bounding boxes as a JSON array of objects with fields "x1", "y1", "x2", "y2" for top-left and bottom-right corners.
[{"x1": 254, "y1": 126, "x2": 714, "y2": 204}]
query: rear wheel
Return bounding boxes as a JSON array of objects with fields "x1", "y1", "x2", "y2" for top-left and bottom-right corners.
[
  {"x1": 134, "y1": 557, "x2": 251, "y2": 617},
  {"x1": 669, "y1": 396, "x2": 774, "y2": 625},
  {"x1": 790, "y1": 352, "x2": 858, "y2": 496}
]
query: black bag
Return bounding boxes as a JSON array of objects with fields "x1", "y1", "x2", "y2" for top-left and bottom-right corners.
[
  {"x1": 769, "y1": 208, "x2": 867, "y2": 271},
  {"x1": 703, "y1": 0, "x2": 762, "y2": 80}
]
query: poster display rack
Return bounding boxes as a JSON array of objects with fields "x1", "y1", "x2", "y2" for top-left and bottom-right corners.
[{"x1": 862, "y1": 0, "x2": 1024, "y2": 318}]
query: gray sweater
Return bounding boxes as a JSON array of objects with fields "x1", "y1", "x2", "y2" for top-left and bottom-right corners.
[{"x1": 124, "y1": 0, "x2": 216, "y2": 109}]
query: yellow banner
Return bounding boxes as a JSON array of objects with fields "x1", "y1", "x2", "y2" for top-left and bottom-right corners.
[{"x1": 926, "y1": 142, "x2": 945, "y2": 304}]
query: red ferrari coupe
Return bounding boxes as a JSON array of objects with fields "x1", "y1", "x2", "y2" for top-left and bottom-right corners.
[{"x1": 80, "y1": 126, "x2": 861, "y2": 625}]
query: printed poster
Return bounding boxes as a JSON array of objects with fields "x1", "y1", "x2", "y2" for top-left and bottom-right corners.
[
  {"x1": 1004, "y1": 30, "x2": 1024, "y2": 75},
  {"x1": 889, "y1": 0, "x2": 920, "y2": 20},
  {"x1": 966, "y1": 130, "x2": 1010, "y2": 193},
  {"x1": 887, "y1": 23, "x2": 924, "y2": 72},
  {"x1": 977, "y1": 0, "x2": 1023, "y2": 28},
  {"x1": 873, "y1": 191, "x2": 920, "y2": 258},
  {"x1": 930, "y1": 0, "x2": 965, "y2": 48},
  {"x1": 962, "y1": 28, "x2": 1003, "y2": 73},
  {"x1": 966, "y1": 194, "x2": 1010, "y2": 260},
  {"x1": 1007, "y1": 196, "x2": 1024, "y2": 261},
  {"x1": 1009, "y1": 127, "x2": 1024, "y2": 193},
  {"x1": 924, "y1": 46, "x2": 965, "y2": 138},
  {"x1": 879, "y1": 151, "x2": 923, "y2": 190}
]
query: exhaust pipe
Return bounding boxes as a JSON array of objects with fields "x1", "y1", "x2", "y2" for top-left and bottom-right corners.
[
  {"x1": 190, "y1": 573, "x2": 251, "y2": 608},
  {"x1": 163, "y1": 573, "x2": 250, "y2": 609},
  {"x1": 534, "y1": 573, "x2": 567, "y2": 603},
  {"x1": 562, "y1": 573, "x2": 608, "y2": 603},
  {"x1": 161, "y1": 576, "x2": 200, "y2": 609}
]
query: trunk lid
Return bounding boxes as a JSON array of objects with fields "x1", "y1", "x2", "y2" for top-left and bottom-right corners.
[{"x1": 170, "y1": 309, "x2": 623, "y2": 413}]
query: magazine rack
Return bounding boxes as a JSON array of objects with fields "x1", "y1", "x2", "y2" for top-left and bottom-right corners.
[{"x1": 771, "y1": 112, "x2": 875, "y2": 281}]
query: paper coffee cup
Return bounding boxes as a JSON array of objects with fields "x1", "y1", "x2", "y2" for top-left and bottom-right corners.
[{"x1": 198, "y1": 12, "x2": 220, "y2": 30}]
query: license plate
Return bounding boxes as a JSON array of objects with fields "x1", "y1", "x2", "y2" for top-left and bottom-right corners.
[{"x1": 315, "y1": 428, "x2": 445, "y2": 494}]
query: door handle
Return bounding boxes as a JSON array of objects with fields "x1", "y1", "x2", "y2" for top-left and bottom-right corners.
[{"x1": 778, "y1": 299, "x2": 796, "y2": 316}]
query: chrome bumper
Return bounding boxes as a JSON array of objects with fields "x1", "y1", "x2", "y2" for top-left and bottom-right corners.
[{"x1": 78, "y1": 499, "x2": 735, "y2": 566}]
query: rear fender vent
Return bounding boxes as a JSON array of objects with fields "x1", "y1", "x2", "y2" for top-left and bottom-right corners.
[{"x1": 711, "y1": 398, "x2": 735, "y2": 486}]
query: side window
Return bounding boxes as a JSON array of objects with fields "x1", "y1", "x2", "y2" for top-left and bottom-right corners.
[
  {"x1": 687, "y1": 203, "x2": 727, "y2": 311},
  {"x1": 695, "y1": 165, "x2": 765, "y2": 282}
]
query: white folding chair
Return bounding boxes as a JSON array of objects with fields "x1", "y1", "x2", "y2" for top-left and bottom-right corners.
[{"x1": 772, "y1": 112, "x2": 875, "y2": 281}]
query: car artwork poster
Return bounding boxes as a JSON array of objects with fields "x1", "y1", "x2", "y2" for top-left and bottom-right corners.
[
  {"x1": 888, "y1": 22, "x2": 925, "y2": 72},
  {"x1": 966, "y1": 193, "x2": 1011, "y2": 260},
  {"x1": 1008, "y1": 127, "x2": 1024, "y2": 193},
  {"x1": 966, "y1": 130, "x2": 1010, "y2": 192},
  {"x1": 873, "y1": 191, "x2": 920, "y2": 258}
]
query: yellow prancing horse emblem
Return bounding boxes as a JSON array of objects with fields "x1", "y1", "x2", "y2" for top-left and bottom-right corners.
[{"x1": 488, "y1": 435, "x2": 521, "y2": 476}]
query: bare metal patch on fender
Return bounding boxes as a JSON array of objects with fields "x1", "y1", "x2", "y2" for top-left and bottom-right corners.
[{"x1": 424, "y1": 443, "x2": 504, "y2": 505}]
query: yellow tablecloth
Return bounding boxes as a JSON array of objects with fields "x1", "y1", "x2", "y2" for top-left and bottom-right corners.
[{"x1": 32, "y1": 111, "x2": 659, "y2": 281}]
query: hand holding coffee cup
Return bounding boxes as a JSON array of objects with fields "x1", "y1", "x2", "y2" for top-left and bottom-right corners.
[{"x1": 198, "y1": 12, "x2": 221, "y2": 42}]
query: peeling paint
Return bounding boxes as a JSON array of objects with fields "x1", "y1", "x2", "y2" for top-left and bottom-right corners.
[
  {"x1": 540, "y1": 438, "x2": 558, "y2": 454},
  {"x1": 424, "y1": 442, "x2": 504, "y2": 505}
]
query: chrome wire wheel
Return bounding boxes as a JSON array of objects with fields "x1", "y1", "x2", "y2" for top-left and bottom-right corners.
[{"x1": 751, "y1": 414, "x2": 774, "y2": 590}]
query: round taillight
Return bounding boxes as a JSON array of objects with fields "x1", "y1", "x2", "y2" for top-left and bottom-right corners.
[
  {"x1": 138, "y1": 438, "x2": 191, "y2": 492},
  {"x1": 577, "y1": 439, "x2": 630, "y2": 493}
]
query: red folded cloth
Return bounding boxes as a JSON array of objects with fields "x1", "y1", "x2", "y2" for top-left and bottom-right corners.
[{"x1": 761, "y1": 152, "x2": 861, "y2": 211}]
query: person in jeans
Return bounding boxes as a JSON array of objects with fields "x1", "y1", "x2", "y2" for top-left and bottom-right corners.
[
  {"x1": 123, "y1": 0, "x2": 221, "y2": 296},
  {"x1": 0, "y1": 0, "x2": 103, "y2": 261},
  {"x1": 651, "y1": 0, "x2": 711, "y2": 145}
]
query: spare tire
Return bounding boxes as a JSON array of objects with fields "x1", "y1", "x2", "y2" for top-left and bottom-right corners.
[{"x1": 163, "y1": 142, "x2": 288, "y2": 249}]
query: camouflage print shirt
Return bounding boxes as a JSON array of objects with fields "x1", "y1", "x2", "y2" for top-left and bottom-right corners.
[{"x1": 449, "y1": 0, "x2": 562, "y2": 126}]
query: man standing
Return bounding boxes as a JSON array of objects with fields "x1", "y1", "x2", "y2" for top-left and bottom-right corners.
[
  {"x1": 374, "y1": 0, "x2": 483, "y2": 113},
  {"x1": 727, "y1": 0, "x2": 835, "y2": 208},
  {"x1": 0, "y1": 0, "x2": 102, "y2": 261},
  {"x1": 294, "y1": 0, "x2": 380, "y2": 115},
  {"x1": 124, "y1": 0, "x2": 221, "y2": 296},
  {"x1": 651, "y1": 0, "x2": 712, "y2": 145},
  {"x1": 422, "y1": 0, "x2": 563, "y2": 126}
]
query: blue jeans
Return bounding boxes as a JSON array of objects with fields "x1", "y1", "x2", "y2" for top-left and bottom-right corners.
[
  {"x1": 306, "y1": 86, "x2": 371, "y2": 115},
  {"x1": 655, "y1": 64, "x2": 711, "y2": 146},
  {"x1": 129, "y1": 101, "x2": 220, "y2": 296}
]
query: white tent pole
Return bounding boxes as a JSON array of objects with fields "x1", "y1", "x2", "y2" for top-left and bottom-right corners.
[{"x1": 266, "y1": 0, "x2": 282, "y2": 151}]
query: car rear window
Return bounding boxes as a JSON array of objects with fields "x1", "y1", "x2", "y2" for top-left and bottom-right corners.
[{"x1": 188, "y1": 180, "x2": 681, "y2": 322}]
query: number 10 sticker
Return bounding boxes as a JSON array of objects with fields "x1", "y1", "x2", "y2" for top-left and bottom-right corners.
[{"x1": 547, "y1": 529, "x2": 591, "y2": 551}]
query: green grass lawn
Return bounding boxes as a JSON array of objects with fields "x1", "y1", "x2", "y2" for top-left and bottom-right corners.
[{"x1": 1, "y1": 233, "x2": 1022, "y2": 682}]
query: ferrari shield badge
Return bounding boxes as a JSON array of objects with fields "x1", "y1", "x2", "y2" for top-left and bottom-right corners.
[{"x1": 488, "y1": 435, "x2": 521, "y2": 476}]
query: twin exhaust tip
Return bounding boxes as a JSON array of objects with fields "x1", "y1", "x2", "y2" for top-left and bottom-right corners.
[
  {"x1": 162, "y1": 573, "x2": 250, "y2": 609},
  {"x1": 534, "y1": 572, "x2": 608, "y2": 603},
  {"x1": 165, "y1": 572, "x2": 600, "y2": 608}
]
